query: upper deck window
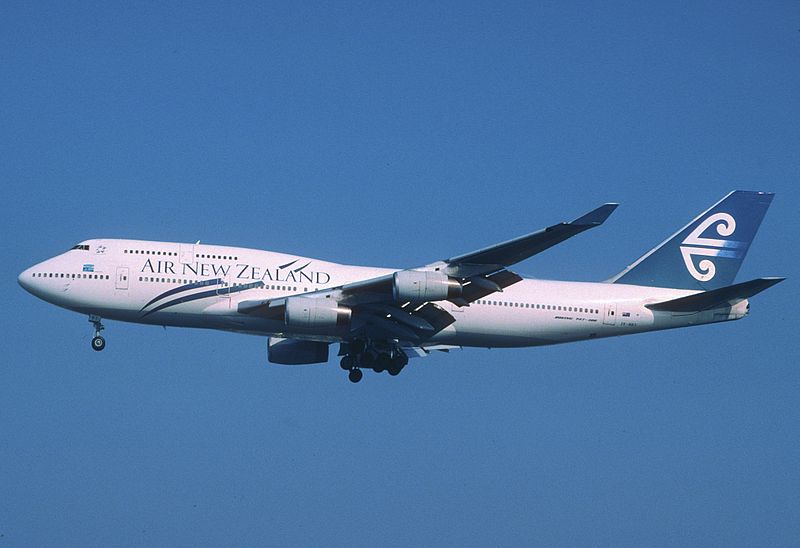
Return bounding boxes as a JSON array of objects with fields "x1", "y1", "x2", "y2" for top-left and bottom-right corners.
[{"x1": 71, "y1": 244, "x2": 90, "y2": 251}]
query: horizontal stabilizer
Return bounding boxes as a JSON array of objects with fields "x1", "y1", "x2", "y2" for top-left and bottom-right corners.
[{"x1": 646, "y1": 277, "x2": 785, "y2": 312}]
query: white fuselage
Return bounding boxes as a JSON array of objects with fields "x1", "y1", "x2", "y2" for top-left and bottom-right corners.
[{"x1": 18, "y1": 239, "x2": 749, "y2": 348}]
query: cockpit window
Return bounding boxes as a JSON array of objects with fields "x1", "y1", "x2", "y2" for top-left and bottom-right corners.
[{"x1": 71, "y1": 244, "x2": 90, "y2": 251}]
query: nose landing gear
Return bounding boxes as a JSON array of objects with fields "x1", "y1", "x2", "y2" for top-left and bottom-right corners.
[{"x1": 89, "y1": 315, "x2": 106, "y2": 351}]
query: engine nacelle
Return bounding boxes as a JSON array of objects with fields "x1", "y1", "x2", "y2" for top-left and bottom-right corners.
[
  {"x1": 268, "y1": 337, "x2": 329, "y2": 365},
  {"x1": 392, "y1": 270, "x2": 462, "y2": 302},
  {"x1": 284, "y1": 297, "x2": 351, "y2": 330}
]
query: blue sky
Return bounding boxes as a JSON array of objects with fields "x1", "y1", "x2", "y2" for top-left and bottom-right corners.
[{"x1": 2, "y1": 1, "x2": 798, "y2": 545}]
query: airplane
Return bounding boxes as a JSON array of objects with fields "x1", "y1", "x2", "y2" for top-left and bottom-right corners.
[{"x1": 18, "y1": 190, "x2": 784, "y2": 383}]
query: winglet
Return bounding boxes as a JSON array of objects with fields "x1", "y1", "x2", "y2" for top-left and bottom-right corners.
[{"x1": 571, "y1": 203, "x2": 619, "y2": 226}]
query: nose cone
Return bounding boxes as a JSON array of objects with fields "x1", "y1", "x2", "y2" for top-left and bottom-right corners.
[
  {"x1": 19, "y1": 260, "x2": 70, "y2": 307},
  {"x1": 18, "y1": 266, "x2": 35, "y2": 293}
]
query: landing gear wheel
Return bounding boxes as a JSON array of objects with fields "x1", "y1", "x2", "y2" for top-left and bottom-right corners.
[
  {"x1": 91, "y1": 336, "x2": 106, "y2": 352},
  {"x1": 387, "y1": 354, "x2": 407, "y2": 376},
  {"x1": 348, "y1": 368, "x2": 363, "y2": 383},
  {"x1": 340, "y1": 356, "x2": 354, "y2": 370},
  {"x1": 88, "y1": 315, "x2": 106, "y2": 352},
  {"x1": 374, "y1": 353, "x2": 391, "y2": 373},
  {"x1": 361, "y1": 352, "x2": 375, "y2": 368}
]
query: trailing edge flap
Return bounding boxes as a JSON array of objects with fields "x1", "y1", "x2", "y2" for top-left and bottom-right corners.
[
  {"x1": 401, "y1": 344, "x2": 463, "y2": 359},
  {"x1": 645, "y1": 277, "x2": 785, "y2": 312},
  {"x1": 361, "y1": 302, "x2": 456, "y2": 334},
  {"x1": 451, "y1": 270, "x2": 523, "y2": 306}
]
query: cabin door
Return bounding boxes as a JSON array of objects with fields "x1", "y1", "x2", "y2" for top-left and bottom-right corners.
[
  {"x1": 180, "y1": 244, "x2": 195, "y2": 265},
  {"x1": 115, "y1": 267, "x2": 129, "y2": 290},
  {"x1": 603, "y1": 303, "x2": 617, "y2": 325}
]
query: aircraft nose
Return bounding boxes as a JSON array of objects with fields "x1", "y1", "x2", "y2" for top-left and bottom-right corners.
[{"x1": 18, "y1": 266, "x2": 35, "y2": 293}]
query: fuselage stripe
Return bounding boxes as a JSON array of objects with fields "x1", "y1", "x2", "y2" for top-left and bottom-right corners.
[
  {"x1": 141, "y1": 281, "x2": 264, "y2": 317},
  {"x1": 140, "y1": 278, "x2": 223, "y2": 311}
]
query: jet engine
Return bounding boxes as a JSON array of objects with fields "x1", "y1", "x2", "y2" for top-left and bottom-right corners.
[
  {"x1": 268, "y1": 337, "x2": 329, "y2": 365},
  {"x1": 392, "y1": 270, "x2": 462, "y2": 302},
  {"x1": 284, "y1": 297, "x2": 351, "y2": 329}
]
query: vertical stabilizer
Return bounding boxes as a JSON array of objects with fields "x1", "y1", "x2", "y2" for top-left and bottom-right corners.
[{"x1": 610, "y1": 191, "x2": 774, "y2": 290}]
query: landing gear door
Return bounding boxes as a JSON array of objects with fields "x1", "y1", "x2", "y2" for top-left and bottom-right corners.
[
  {"x1": 603, "y1": 303, "x2": 617, "y2": 325},
  {"x1": 115, "y1": 267, "x2": 129, "y2": 290},
  {"x1": 180, "y1": 244, "x2": 195, "y2": 265}
]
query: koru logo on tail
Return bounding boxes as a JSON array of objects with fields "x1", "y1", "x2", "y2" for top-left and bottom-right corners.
[{"x1": 679, "y1": 213, "x2": 745, "y2": 281}]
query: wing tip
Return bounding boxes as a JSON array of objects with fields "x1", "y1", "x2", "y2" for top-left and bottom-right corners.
[{"x1": 571, "y1": 202, "x2": 619, "y2": 226}]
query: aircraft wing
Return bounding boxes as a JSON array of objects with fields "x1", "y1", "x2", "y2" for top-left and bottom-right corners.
[
  {"x1": 441, "y1": 202, "x2": 619, "y2": 278},
  {"x1": 239, "y1": 202, "x2": 618, "y2": 341}
]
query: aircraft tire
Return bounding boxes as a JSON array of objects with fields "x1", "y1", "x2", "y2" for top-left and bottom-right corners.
[
  {"x1": 348, "y1": 368, "x2": 363, "y2": 383},
  {"x1": 387, "y1": 355, "x2": 407, "y2": 376},
  {"x1": 374, "y1": 353, "x2": 391, "y2": 373},
  {"x1": 361, "y1": 352, "x2": 375, "y2": 368},
  {"x1": 91, "y1": 336, "x2": 106, "y2": 352}
]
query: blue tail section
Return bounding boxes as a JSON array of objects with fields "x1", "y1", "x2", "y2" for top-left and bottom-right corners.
[{"x1": 610, "y1": 191, "x2": 774, "y2": 290}]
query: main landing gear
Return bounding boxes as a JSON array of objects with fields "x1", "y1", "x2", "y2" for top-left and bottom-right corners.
[
  {"x1": 339, "y1": 340, "x2": 409, "y2": 383},
  {"x1": 348, "y1": 368, "x2": 363, "y2": 383},
  {"x1": 89, "y1": 315, "x2": 106, "y2": 351}
]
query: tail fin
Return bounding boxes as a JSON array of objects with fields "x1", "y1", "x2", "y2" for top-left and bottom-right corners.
[{"x1": 610, "y1": 190, "x2": 774, "y2": 290}]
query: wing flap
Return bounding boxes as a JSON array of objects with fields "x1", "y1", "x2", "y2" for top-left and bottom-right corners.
[{"x1": 456, "y1": 270, "x2": 524, "y2": 305}]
